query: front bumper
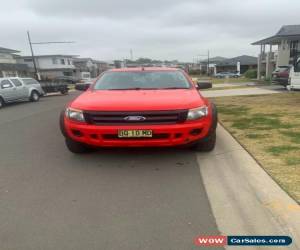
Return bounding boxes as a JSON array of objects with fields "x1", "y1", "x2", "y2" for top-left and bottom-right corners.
[{"x1": 63, "y1": 117, "x2": 211, "y2": 147}]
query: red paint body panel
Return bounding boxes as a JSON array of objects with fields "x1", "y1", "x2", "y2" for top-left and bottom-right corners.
[
  {"x1": 71, "y1": 89, "x2": 205, "y2": 111},
  {"x1": 64, "y1": 67, "x2": 213, "y2": 148}
]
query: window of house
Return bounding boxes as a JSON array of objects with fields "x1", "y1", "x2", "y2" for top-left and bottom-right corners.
[
  {"x1": 67, "y1": 59, "x2": 71, "y2": 65},
  {"x1": 10, "y1": 79, "x2": 23, "y2": 87},
  {"x1": 4, "y1": 71, "x2": 18, "y2": 77},
  {"x1": 1, "y1": 80, "x2": 13, "y2": 89},
  {"x1": 60, "y1": 59, "x2": 65, "y2": 65},
  {"x1": 24, "y1": 58, "x2": 33, "y2": 62},
  {"x1": 52, "y1": 58, "x2": 58, "y2": 64},
  {"x1": 63, "y1": 72, "x2": 72, "y2": 76},
  {"x1": 290, "y1": 40, "x2": 299, "y2": 50},
  {"x1": 290, "y1": 40, "x2": 299, "y2": 57}
]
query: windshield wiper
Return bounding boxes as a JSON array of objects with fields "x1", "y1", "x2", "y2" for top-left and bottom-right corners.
[
  {"x1": 160, "y1": 87, "x2": 189, "y2": 89},
  {"x1": 107, "y1": 87, "x2": 157, "y2": 90}
]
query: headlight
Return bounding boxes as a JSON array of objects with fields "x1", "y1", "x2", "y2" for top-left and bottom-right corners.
[
  {"x1": 187, "y1": 106, "x2": 208, "y2": 120},
  {"x1": 65, "y1": 108, "x2": 85, "y2": 122}
]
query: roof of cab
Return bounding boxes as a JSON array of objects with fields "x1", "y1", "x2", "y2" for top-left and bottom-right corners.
[{"x1": 108, "y1": 67, "x2": 180, "y2": 72}]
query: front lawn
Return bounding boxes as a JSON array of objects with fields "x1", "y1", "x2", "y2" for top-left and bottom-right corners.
[{"x1": 211, "y1": 93, "x2": 300, "y2": 203}]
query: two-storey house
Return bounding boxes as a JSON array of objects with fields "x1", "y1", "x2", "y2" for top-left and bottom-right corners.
[
  {"x1": 0, "y1": 47, "x2": 28, "y2": 77},
  {"x1": 17, "y1": 54, "x2": 77, "y2": 80},
  {"x1": 252, "y1": 25, "x2": 300, "y2": 79}
]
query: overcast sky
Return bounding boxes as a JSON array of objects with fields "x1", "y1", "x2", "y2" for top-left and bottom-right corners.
[{"x1": 1, "y1": 0, "x2": 299, "y2": 61}]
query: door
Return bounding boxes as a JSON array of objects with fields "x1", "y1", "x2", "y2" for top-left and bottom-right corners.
[
  {"x1": 0, "y1": 79, "x2": 16, "y2": 101},
  {"x1": 9, "y1": 78, "x2": 28, "y2": 99}
]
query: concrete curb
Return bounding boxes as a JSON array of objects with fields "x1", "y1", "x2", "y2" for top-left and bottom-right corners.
[{"x1": 197, "y1": 125, "x2": 300, "y2": 250}]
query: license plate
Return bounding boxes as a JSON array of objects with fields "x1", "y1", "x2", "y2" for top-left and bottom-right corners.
[{"x1": 118, "y1": 130, "x2": 153, "y2": 138}]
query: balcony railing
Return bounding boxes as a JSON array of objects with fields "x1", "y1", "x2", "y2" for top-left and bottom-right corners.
[{"x1": 260, "y1": 51, "x2": 278, "y2": 63}]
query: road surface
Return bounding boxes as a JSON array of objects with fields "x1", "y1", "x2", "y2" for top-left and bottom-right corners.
[
  {"x1": 1, "y1": 92, "x2": 299, "y2": 250},
  {"x1": 0, "y1": 93, "x2": 222, "y2": 250}
]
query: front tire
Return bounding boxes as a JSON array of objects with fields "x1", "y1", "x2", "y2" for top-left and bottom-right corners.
[
  {"x1": 191, "y1": 131, "x2": 216, "y2": 152},
  {"x1": 30, "y1": 91, "x2": 40, "y2": 102},
  {"x1": 65, "y1": 137, "x2": 91, "y2": 154},
  {"x1": 191, "y1": 102, "x2": 217, "y2": 152},
  {"x1": 0, "y1": 97, "x2": 4, "y2": 109},
  {"x1": 60, "y1": 89, "x2": 69, "y2": 95}
]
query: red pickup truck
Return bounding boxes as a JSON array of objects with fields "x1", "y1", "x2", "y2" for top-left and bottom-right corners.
[{"x1": 60, "y1": 67, "x2": 217, "y2": 153}]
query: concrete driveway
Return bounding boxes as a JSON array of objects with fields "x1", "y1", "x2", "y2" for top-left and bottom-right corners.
[{"x1": 0, "y1": 92, "x2": 299, "y2": 250}]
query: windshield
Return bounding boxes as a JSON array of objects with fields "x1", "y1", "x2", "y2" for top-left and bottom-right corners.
[{"x1": 93, "y1": 71, "x2": 191, "y2": 90}]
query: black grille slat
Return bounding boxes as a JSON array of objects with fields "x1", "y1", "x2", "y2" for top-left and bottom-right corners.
[{"x1": 84, "y1": 110, "x2": 187, "y2": 125}]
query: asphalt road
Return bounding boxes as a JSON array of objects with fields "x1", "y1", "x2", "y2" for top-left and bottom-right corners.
[{"x1": 0, "y1": 92, "x2": 222, "y2": 250}]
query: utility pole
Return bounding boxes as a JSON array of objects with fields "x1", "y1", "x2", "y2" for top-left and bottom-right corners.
[
  {"x1": 27, "y1": 31, "x2": 39, "y2": 80},
  {"x1": 130, "y1": 49, "x2": 133, "y2": 61},
  {"x1": 198, "y1": 50, "x2": 210, "y2": 76},
  {"x1": 26, "y1": 30, "x2": 75, "y2": 80},
  {"x1": 207, "y1": 50, "x2": 210, "y2": 76}
]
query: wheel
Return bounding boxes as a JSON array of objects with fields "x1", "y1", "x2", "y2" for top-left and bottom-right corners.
[
  {"x1": 0, "y1": 97, "x2": 4, "y2": 109},
  {"x1": 191, "y1": 102, "x2": 217, "y2": 152},
  {"x1": 191, "y1": 131, "x2": 216, "y2": 152},
  {"x1": 30, "y1": 91, "x2": 40, "y2": 102},
  {"x1": 60, "y1": 89, "x2": 69, "y2": 95},
  {"x1": 0, "y1": 97, "x2": 4, "y2": 108},
  {"x1": 65, "y1": 137, "x2": 91, "y2": 154}
]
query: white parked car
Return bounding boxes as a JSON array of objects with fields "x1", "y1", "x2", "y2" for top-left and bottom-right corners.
[
  {"x1": 287, "y1": 58, "x2": 300, "y2": 90},
  {"x1": 0, "y1": 77, "x2": 44, "y2": 109}
]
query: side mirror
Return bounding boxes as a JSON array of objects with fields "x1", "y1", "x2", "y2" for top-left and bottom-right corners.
[
  {"x1": 75, "y1": 83, "x2": 90, "y2": 91},
  {"x1": 196, "y1": 81, "x2": 212, "y2": 90}
]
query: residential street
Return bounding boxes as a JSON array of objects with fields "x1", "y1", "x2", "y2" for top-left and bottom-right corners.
[
  {"x1": 0, "y1": 92, "x2": 222, "y2": 250},
  {"x1": 0, "y1": 92, "x2": 299, "y2": 250}
]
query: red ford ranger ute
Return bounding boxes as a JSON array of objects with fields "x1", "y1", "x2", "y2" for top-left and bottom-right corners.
[{"x1": 60, "y1": 67, "x2": 217, "y2": 153}]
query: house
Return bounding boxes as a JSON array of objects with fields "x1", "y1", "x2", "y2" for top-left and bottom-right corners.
[
  {"x1": 93, "y1": 60, "x2": 109, "y2": 75},
  {"x1": 215, "y1": 55, "x2": 257, "y2": 74},
  {"x1": 252, "y1": 25, "x2": 300, "y2": 79},
  {"x1": 17, "y1": 54, "x2": 77, "y2": 80},
  {"x1": 0, "y1": 47, "x2": 29, "y2": 77},
  {"x1": 195, "y1": 55, "x2": 257, "y2": 75},
  {"x1": 73, "y1": 58, "x2": 109, "y2": 79}
]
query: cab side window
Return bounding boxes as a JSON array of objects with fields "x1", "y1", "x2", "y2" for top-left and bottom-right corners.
[
  {"x1": 10, "y1": 79, "x2": 23, "y2": 87},
  {"x1": 1, "y1": 80, "x2": 13, "y2": 89},
  {"x1": 22, "y1": 79, "x2": 39, "y2": 85}
]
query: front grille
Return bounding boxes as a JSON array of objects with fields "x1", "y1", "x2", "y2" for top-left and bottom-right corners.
[
  {"x1": 102, "y1": 133, "x2": 169, "y2": 140},
  {"x1": 83, "y1": 110, "x2": 188, "y2": 125}
]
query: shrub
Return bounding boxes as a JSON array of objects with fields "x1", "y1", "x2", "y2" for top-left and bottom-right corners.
[
  {"x1": 244, "y1": 69, "x2": 257, "y2": 79},
  {"x1": 188, "y1": 69, "x2": 201, "y2": 75}
]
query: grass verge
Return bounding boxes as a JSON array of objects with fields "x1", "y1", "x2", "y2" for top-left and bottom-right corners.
[
  {"x1": 201, "y1": 86, "x2": 256, "y2": 91},
  {"x1": 211, "y1": 93, "x2": 300, "y2": 203}
]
